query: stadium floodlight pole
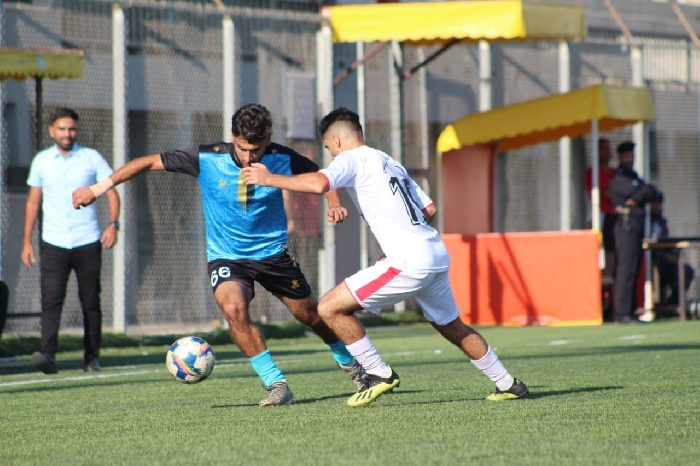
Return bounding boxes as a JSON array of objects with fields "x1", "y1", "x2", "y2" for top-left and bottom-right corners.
[{"x1": 112, "y1": 2, "x2": 127, "y2": 333}]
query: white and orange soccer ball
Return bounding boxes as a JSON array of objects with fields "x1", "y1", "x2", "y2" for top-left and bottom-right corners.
[{"x1": 165, "y1": 336, "x2": 216, "y2": 384}]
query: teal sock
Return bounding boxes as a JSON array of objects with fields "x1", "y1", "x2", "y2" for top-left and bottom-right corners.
[
  {"x1": 249, "y1": 349, "x2": 285, "y2": 387},
  {"x1": 328, "y1": 340, "x2": 353, "y2": 366}
]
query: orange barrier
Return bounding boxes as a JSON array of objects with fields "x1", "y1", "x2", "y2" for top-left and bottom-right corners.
[{"x1": 442, "y1": 230, "x2": 602, "y2": 326}]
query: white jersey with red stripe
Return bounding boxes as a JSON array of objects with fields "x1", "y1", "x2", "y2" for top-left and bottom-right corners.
[{"x1": 319, "y1": 145, "x2": 449, "y2": 272}]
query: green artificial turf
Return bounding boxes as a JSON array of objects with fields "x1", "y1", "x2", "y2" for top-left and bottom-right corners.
[{"x1": 1, "y1": 321, "x2": 698, "y2": 465}]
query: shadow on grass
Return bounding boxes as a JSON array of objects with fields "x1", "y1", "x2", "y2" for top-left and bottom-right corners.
[
  {"x1": 210, "y1": 391, "x2": 351, "y2": 409},
  {"x1": 209, "y1": 390, "x2": 429, "y2": 408},
  {"x1": 517, "y1": 385, "x2": 623, "y2": 400},
  {"x1": 502, "y1": 343, "x2": 700, "y2": 361},
  {"x1": 0, "y1": 347, "x2": 332, "y2": 376}
]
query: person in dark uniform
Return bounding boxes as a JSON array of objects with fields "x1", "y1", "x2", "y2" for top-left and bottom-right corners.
[{"x1": 609, "y1": 141, "x2": 655, "y2": 323}]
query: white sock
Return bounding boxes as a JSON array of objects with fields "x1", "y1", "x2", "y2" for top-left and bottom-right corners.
[
  {"x1": 470, "y1": 346, "x2": 514, "y2": 391},
  {"x1": 346, "y1": 335, "x2": 391, "y2": 378}
]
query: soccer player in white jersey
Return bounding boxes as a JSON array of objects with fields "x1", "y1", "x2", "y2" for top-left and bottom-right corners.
[{"x1": 242, "y1": 107, "x2": 528, "y2": 407}]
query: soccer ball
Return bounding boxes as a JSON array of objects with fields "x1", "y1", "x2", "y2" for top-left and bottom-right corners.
[{"x1": 166, "y1": 336, "x2": 216, "y2": 384}]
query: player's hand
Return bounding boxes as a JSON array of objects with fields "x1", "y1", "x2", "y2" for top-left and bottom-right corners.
[
  {"x1": 327, "y1": 206, "x2": 348, "y2": 225},
  {"x1": 241, "y1": 163, "x2": 271, "y2": 186},
  {"x1": 20, "y1": 243, "x2": 36, "y2": 269},
  {"x1": 72, "y1": 187, "x2": 97, "y2": 209},
  {"x1": 101, "y1": 225, "x2": 118, "y2": 249}
]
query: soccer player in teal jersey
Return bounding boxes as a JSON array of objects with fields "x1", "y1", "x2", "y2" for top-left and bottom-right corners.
[{"x1": 73, "y1": 104, "x2": 369, "y2": 405}]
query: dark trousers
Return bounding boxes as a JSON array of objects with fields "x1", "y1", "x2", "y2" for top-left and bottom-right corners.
[
  {"x1": 613, "y1": 218, "x2": 644, "y2": 321},
  {"x1": 40, "y1": 240, "x2": 102, "y2": 360},
  {"x1": 602, "y1": 214, "x2": 617, "y2": 253}
]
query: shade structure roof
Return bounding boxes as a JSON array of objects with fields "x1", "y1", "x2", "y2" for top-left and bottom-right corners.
[
  {"x1": 324, "y1": 0, "x2": 587, "y2": 45},
  {"x1": 0, "y1": 47, "x2": 84, "y2": 81},
  {"x1": 437, "y1": 84, "x2": 656, "y2": 153}
]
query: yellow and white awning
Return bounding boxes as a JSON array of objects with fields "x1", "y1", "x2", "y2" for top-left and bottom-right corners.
[
  {"x1": 437, "y1": 84, "x2": 656, "y2": 153},
  {"x1": 0, "y1": 47, "x2": 84, "y2": 81},
  {"x1": 324, "y1": 0, "x2": 586, "y2": 45}
]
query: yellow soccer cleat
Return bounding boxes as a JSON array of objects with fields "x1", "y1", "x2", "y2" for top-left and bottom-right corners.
[
  {"x1": 486, "y1": 378, "x2": 529, "y2": 401},
  {"x1": 347, "y1": 365, "x2": 400, "y2": 407}
]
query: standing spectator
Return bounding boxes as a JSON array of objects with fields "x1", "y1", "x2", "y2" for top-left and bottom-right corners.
[
  {"x1": 585, "y1": 138, "x2": 616, "y2": 254},
  {"x1": 609, "y1": 141, "x2": 654, "y2": 323},
  {"x1": 21, "y1": 108, "x2": 120, "y2": 374},
  {"x1": 242, "y1": 107, "x2": 528, "y2": 407},
  {"x1": 650, "y1": 190, "x2": 695, "y2": 311}
]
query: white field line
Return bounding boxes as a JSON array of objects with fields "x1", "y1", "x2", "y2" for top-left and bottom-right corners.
[
  {"x1": 0, "y1": 349, "x2": 449, "y2": 389},
  {"x1": 0, "y1": 334, "x2": 666, "y2": 389}
]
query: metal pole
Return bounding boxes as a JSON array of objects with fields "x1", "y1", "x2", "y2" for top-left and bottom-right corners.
[
  {"x1": 559, "y1": 41, "x2": 571, "y2": 231},
  {"x1": 316, "y1": 15, "x2": 335, "y2": 295},
  {"x1": 478, "y1": 40, "x2": 491, "y2": 112},
  {"x1": 357, "y1": 40, "x2": 368, "y2": 271},
  {"x1": 112, "y1": 3, "x2": 127, "y2": 333},
  {"x1": 0, "y1": 0, "x2": 4, "y2": 280},
  {"x1": 479, "y1": 40, "x2": 494, "y2": 232},
  {"x1": 389, "y1": 39, "x2": 404, "y2": 311},
  {"x1": 418, "y1": 47, "x2": 430, "y2": 193},
  {"x1": 222, "y1": 15, "x2": 235, "y2": 142},
  {"x1": 389, "y1": 40, "x2": 403, "y2": 164},
  {"x1": 36, "y1": 77, "x2": 43, "y2": 152},
  {"x1": 591, "y1": 119, "x2": 600, "y2": 232},
  {"x1": 630, "y1": 45, "x2": 654, "y2": 315}
]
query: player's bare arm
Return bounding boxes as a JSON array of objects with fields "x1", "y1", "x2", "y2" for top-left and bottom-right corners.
[
  {"x1": 72, "y1": 154, "x2": 165, "y2": 209},
  {"x1": 241, "y1": 163, "x2": 329, "y2": 194}
]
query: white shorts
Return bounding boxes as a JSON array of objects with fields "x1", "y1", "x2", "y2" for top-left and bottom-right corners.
[{"x1": 344, "y1": 258, "x2": 460, "y2": 326}]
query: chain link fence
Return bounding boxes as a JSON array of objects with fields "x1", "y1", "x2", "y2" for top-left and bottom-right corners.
[{"x1": 3, "y1": 0, "x2": 700, "y2": 334}]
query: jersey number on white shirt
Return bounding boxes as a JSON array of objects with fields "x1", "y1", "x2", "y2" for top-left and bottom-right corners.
[{"x1": 389, "y1": 176, "x2": 423, "y2": 226}]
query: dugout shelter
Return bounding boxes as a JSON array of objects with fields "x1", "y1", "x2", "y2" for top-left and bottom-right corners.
[{"x1": 437, "y1": 84, "x2": 657, "y2": 326}]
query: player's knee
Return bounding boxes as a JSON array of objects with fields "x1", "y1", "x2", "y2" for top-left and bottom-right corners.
[
  {"x1": 317, "y1": 300, "x2": 334, "y2": 320},
  {"x1": 220, "y1": 303, "x2": 250, "y2": 327}
]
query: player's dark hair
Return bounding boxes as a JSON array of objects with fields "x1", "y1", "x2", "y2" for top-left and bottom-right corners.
[
  {"x1": 50, "y1": 107, "x2": 79, "y2": 124},
  {"x1": 318, "y1": 107, "x2": 363, "y2": 138},
  {"x1": 231, "y1": 103, "x2": 273, "y2": 143}
]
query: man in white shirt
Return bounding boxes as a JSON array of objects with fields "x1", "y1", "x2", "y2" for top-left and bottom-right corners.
[
  {"x1": 242, "y1": 107, "x2": 528, "y2": 407},
  {"x1": 21, "y1": 108, "x2": 120, "y2": 374}
]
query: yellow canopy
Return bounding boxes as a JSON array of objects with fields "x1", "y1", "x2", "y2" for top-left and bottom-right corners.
[
  {"x1": 437, "y1": 84, "x2": 656, "y2": 153},
  {"x1": 0, "y1": 48, "x2": 84, "y2": 81},
  {"x1": 324, "y1": 1, "x2": 586, "y2": 45}
]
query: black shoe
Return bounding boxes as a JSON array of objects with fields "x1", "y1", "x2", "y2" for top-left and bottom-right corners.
[
  {"x1": 84, "y1": 356, "x2": 101, "y2": 373},
  {"x1": 0, "y1": 348, "x2": 18, "y2": 362},
  {"x1": 32, "y1": 351, "x2": 57, "y2": 374}
]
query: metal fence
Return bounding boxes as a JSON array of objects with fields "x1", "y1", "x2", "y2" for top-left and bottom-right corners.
[{"x1": 3, "y1": 0, "x2": 700, "y2": 335}]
